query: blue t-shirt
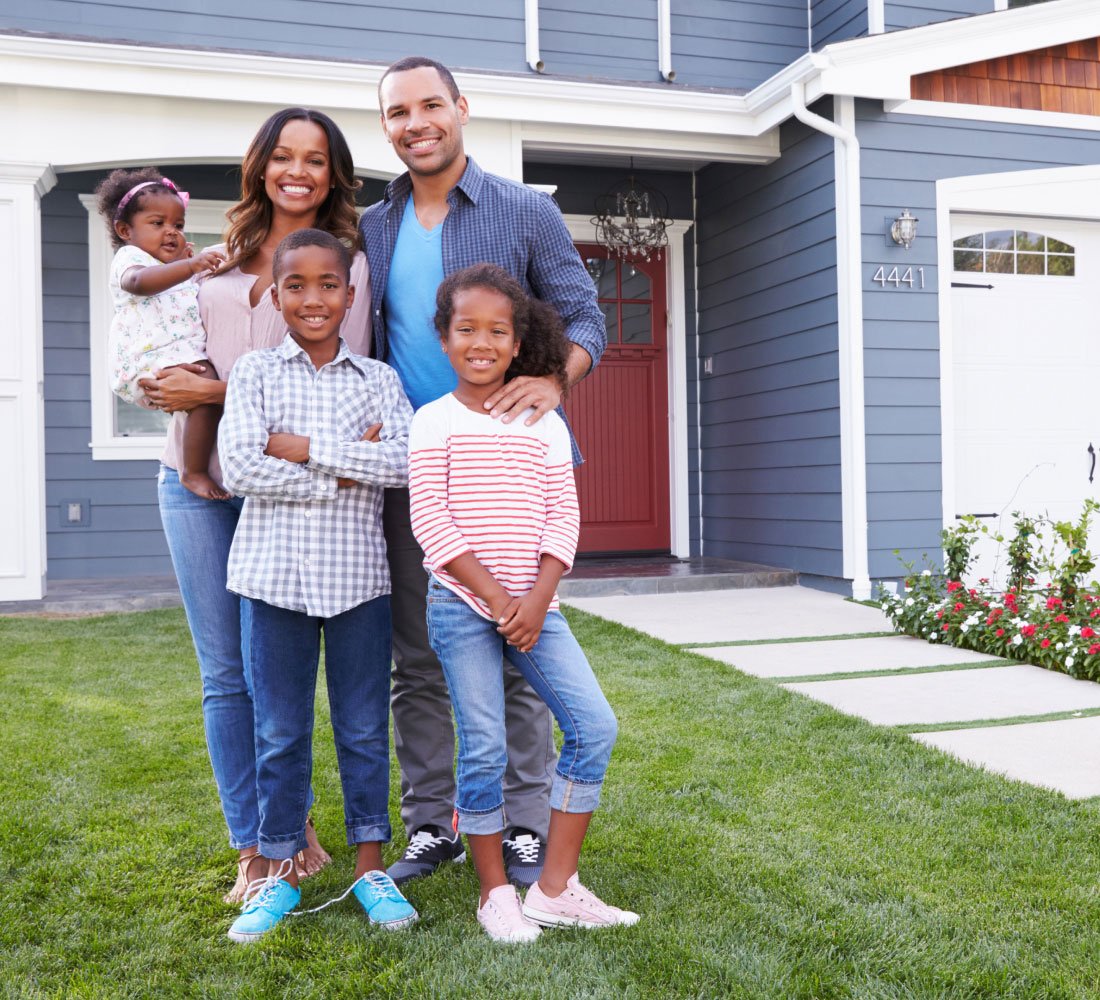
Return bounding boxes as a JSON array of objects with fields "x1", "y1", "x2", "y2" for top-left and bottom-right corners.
[{"x1": 382, "y1": 198, "x2": 457, "y2": 410}]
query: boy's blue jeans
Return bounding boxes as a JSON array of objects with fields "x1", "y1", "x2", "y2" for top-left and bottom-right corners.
[
  {"x1": 425, "y1": 576, "x2": 618, "y2": 835},
  {"x1": 245, "y1": 595, "x2": 394, "y2": 860}
]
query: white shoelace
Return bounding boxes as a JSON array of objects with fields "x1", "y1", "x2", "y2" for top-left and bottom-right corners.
[
  {"x1": 504, "y1": 833, "x2": 540, "y2": 864},
  {"x1": 240, "y1": 857, "x2": 295, "y2": 910},
  {"x1": 291, "y1": 869, "x2": 401, "y2": 917},
  {"x1": 403, "y1": 829, "x2": 446, "y2": 859}
]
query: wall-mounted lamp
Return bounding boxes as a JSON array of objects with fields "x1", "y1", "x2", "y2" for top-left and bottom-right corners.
[{"x1": 890, "y1": 209, "x2": 919, "y2": 249}]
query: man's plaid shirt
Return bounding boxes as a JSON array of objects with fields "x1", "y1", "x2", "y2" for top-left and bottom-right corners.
[
  {"x1": 359, "y1": 157, "x2": 606, "y2": 465},
  {"x1": 219, "y1": 335, "x2": 412, "y2": 618}
]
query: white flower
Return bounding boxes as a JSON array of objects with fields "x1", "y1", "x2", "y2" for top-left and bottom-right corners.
[
  {"x1": 960, "y1": 624, "x2": 970, "y2": 633},
  {"x1": 1067, "y1": 656, "x2": 1076, "y2": 668},
  {"x1": 905, "y1": 598, "x2": 915, "y2": 607},
  {"x1": 1069, "y1": 625, "x2": 1082, "y2": 637},
  {"x1": 1012, "y1": 634, "x2": 1023, "y2": 646},
  {"x1": 1056, "y1": 642, "x2": 1064, "y2": 651},
  {"x1": 922, "y1": 570, "x2": 932, "y2": 577}
]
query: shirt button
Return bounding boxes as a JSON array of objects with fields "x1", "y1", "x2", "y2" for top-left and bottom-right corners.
[
  {"x1": 304, "y1": 511, "x2": 311, "y2": 519},
  {"x1": 303, "y1": 558, "x2": 311, "y2": 567}
]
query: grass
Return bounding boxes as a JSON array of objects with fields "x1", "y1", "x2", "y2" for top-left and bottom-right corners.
[{"x1": 4, "y1": 607, "x2": 1100, "y2": 998}]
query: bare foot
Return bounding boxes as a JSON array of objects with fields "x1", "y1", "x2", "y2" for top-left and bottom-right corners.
[
  {"x1": 223, "y1": 849, "x2": 265, "y2": 904},
  {"x1": 180, "y1": 471, "x2": 232, "y2": 501},
  {"x1": 295, "y1": 815, "x2": 332, "y2": 880}
]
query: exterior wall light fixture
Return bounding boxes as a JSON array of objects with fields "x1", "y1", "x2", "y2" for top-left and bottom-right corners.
[{"x1": 890, "y1": 209, "x2": 919, "y2": 249}]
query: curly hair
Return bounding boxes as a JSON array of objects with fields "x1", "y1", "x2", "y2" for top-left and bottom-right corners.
[
  {"x1": 94, "y1": 167, "x2": 178, "y2": 250},
  {"x1": 222, "y1": 108, "x2": 361, "y2": 269},
  {"x1": 434, "y1": 263, "x2": 570, "y2": 388}
]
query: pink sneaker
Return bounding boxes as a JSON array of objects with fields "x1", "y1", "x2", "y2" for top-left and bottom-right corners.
[
  {"x1": 477, "y1": 884, "x2": 542, "y2": 943},
  {"x1": 522, "y1": 873, "x2": 640, "y2": 928}
]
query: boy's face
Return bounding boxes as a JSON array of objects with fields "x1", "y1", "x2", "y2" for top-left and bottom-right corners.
[{"x1": 270, "y1": 245, "x2": 354, "y2": 348}]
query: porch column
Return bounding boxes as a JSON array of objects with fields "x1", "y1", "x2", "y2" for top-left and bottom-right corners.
[{"x1": 0, "y1": 162, "x2": 56, "y2": 600}]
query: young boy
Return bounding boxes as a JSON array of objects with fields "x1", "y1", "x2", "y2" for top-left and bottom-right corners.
[{"x1": 218, "y1": 228, "x2": 415, "y2": 943}]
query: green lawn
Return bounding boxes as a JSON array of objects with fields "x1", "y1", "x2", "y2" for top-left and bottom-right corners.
[{"x1": 3, "y1": 607, "x2": 1100, "y2": 999}]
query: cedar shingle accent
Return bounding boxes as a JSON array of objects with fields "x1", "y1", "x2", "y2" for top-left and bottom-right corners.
[{"x1": 911, "y1": 38, "x2": 1100, "y2": 116}]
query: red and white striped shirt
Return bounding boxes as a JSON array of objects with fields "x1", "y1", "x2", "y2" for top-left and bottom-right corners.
[{"x1": 408, "y1": 393, "x2": 579, "y2": 621}]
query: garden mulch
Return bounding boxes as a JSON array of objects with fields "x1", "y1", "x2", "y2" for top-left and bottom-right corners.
[{"x1": 566, "y1": 585, "x2": 1100, "y2": 801}]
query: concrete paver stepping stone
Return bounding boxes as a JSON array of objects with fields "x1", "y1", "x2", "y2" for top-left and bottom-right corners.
[
  {"x1": 783, "y1": 664, "x2": 1100, "y2": 726},
  {"x1": 914, "y1": 716, "x2": 1100, "y2": 799},
  {"x1": 691, "y1": 635, "x2": 1007, "y2": 679},
  {"x1": 565, "y1": 586, "x2": 891, "y2": 644}
]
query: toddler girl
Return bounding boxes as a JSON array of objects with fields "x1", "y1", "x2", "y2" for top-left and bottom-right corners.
[
  {"x1": 95, "y1": 167, "x2": 227, "y2": 499},
  {"x1": 408, "y1": 263, "x2": 638, "y2": 943}
]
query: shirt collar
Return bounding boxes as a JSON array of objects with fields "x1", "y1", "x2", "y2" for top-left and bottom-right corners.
[
  {"x1": 384, "y1": 156, "x2": 482, "y2": 207},
  {"x1": 276, "y1": 333, "x2": 369, "y2": 374}
]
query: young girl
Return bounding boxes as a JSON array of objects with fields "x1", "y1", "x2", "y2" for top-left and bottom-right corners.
[
  {"x1": 95, "y1": 167, "x2": 228, "y2": 500},
  {"x1": 408, "y1": 263, "x2": 639, "y2": 943}
]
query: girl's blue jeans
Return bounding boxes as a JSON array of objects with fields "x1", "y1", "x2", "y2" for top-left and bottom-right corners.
[
  {"x1": 246, "y1": 595, "x2": 393, "y2": 860},
  {"x1": 425, "y1": 576, "x2": 617, "y2": 835},
  {"x1": 158, "y1": 465, "x2": 260, "y2": 850}
]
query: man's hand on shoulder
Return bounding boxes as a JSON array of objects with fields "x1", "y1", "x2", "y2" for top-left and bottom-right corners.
[{"x1": 484, "y1": 375, "x2": 562, "y2": 426}]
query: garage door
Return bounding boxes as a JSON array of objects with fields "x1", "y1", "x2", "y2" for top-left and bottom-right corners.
[{"x1": 951, "y1": 213, "x2": 1100, "y2": 585}]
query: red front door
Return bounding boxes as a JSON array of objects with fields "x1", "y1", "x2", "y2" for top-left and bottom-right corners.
[{"x1": 564, "y1": 245, "x2": 670, "y2": 553}]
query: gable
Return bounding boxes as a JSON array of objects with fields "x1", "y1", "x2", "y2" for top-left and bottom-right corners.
[{"x1": 911, "y1": 38, "x2": 1100, "y2": 115}]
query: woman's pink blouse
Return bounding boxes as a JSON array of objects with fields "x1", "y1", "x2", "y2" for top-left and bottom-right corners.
[{"x1": 160, "y1": 249, "x2": 372, "y2": 478}]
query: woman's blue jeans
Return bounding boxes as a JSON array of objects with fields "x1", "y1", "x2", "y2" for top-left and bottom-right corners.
[
  {"x1": 246, "y1": 595, "x2": 394, "y2": 860},
  {"x1": 425, "y1": 577, "x2": 618, "y2": 835},
  {"x1": 158, "y1": 466, "x2": 260, "y2": 850}
]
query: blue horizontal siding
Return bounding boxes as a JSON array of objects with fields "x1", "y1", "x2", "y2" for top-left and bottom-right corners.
[
  {"x1": 0, "y1": 0, "x2": 526, "y2": 72},
  {"x1": 695, "y1": 105, "x2": 841, "y2": 578},
  {"x1": 812, "y1": 0, "x2": 868, "y2": 48},
  {"x1": 885, "y1": 0, "x2": 992, "y2": 31}
]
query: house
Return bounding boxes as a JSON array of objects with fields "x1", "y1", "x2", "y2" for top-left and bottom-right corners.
[{"x1": 1, "y1": 0, "x2": 1097, "y2": 604}]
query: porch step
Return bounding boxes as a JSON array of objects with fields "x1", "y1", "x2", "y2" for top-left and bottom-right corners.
[
  {"x1": 558, "y1": 556, "x2": 797, "y2": 598},
  {"x1": 0, "y1": 575, "x2": 183, "y2": 617}
]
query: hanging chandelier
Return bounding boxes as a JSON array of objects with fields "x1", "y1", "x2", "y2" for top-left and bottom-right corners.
[{"x1": 591, "y1": 171, "x2": 671, "y2": 262}]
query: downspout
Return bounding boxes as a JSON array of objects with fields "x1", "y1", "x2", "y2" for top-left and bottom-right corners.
[
  {"x1": 658, "y1": 0, "x2": 675, "y2": 81},
  {"x1": 525, "y1": 0, "x2": 544, "y2": 72},
  {"x1": 789, "y1": 81, "x2": 872, "y2": 600}
]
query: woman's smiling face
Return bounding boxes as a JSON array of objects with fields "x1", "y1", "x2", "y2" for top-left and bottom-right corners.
[{"x1": 263, "y1": 118, "x2": 332, "y2": 222}]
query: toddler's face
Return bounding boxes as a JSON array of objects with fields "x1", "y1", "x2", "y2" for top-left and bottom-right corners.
[{"x1": 115, "y1": 191, "x2": 188, "y2": 263}]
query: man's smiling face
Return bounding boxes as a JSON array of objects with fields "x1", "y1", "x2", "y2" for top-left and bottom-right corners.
[{"x1": 379, "y1": 66, "x2": 469, "y2": 179}]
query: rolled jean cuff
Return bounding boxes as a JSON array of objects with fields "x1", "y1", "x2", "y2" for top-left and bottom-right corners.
[
  {"x1": 551, "y1": 773, "x2": 604, "y2": 814},
  {"x1": 347, "y1": 816, "x2": 392, "y2": 846},
  {"x1": 455, "y1": 804, "x2": 507, "y2": 836},
  {"x1": 258, "y1": 831, "x2": 308, "y2": 861}
]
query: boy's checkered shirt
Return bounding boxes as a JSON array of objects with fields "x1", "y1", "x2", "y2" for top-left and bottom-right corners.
[{"x1": 219, "y1": 335, "x2": 412, "y2": 618}]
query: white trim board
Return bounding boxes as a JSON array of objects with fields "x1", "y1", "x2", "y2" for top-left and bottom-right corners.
[
  {"x1": 935, "y1": 163, "x2": 1100, "y2": 538},
  {"x1": 562, "y1": 214, "x2": 693, "y2": 559},
  {"x1": 885, "y1": 99, "x2": 1100, "y2": 134}
]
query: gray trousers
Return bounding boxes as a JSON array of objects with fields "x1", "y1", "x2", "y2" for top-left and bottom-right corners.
[{"x1": 383, "y1": 487, "x2": 556, "y2": 840}]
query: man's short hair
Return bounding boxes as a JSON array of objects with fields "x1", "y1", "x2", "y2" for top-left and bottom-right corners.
[
  {"x1": 272, "y1": 228, "x2": 352, "y2": 282},
  {"x1": 378, "y1": 56, "x2": 460, "y2": 105}
]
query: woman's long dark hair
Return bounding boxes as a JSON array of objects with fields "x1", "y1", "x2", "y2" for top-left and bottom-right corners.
[{"x1": 223, "y1": 107, "x2": 361, "y2": 267}]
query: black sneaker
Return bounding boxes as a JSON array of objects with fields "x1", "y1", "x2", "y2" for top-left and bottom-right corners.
[
  {"x1": 502, "y1": 828, "x2": 545, "y2": 889},
  {"x1": 387, "y1": 826, "x2": 466, "y2": 885}
]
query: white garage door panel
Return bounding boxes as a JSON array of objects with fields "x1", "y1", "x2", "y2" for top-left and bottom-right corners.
[{"x1": 952, "y1": 214, "x2": 1100, "y2": 584}]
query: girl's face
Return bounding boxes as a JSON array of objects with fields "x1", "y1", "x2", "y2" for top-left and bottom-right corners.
[
  {"x1": 442, "y1": 286, "x2": 520, "y2": 391},
  {"x1": 263, "y1": 119, "x2": 333, "y2": 222},
  {"x1": 115, "y1": 191, "x2": 187, "y2": 263}
]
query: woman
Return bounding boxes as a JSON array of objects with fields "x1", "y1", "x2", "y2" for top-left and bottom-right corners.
[{"x1": 142, "y1": 108, "x2": 372, "y2": 902}]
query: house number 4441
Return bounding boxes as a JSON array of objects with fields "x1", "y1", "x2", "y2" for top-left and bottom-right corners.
[{"x1": 872, "y1": 265, "x2": 925, "y2": 289}]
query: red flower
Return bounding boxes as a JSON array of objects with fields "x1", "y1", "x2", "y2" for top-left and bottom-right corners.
[
  {"x1": 1046, "y1": 596, "x2": 1063, "y2": 610},
  {"x1": 1090, "y1": 644, "x2": 1100, "y2": 655},
  {"x1": 947, "y1": 581, "x2": 962, "y2": 592},
  {"x1": 936, "y1": 610, "x2": 944, "y2": 619},
  {"x1": 1021, "y1": 625, "x2": 1037, "y2": 637},
  {"x1": 954, "y1": 602, "x2": 966, "y2": 612},
  {"x1": 995, "y1": 628, "x2": 1005, "y2": 637},
  {"x1": 1040, "y1": 638, "x2": 1051, "y2": 649},
  {"x1": 1055, "y1": 614, "x2": 1070, "y2": 624},
  {"x1": 942, "y1": 624, "x2": 950, "y2": 631},
  {"x1": 1082, "y1": 627, "x2": 1096, "y2": 639}
]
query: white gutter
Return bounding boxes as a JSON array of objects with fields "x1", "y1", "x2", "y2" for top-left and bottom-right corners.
[
  {"x1": 525, "y1": 0, "x2": 544, "y2": 73},
  {"x1": 658, "y1": 0, "x2": 675, "y2": 81},
  {"x1": 789, "y1": 81, "x2": 872, "y2": 600}
]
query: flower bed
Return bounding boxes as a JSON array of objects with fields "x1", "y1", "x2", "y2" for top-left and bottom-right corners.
[{"x1": 881, "y1": 572, "x2": 1100, "y2": 681}]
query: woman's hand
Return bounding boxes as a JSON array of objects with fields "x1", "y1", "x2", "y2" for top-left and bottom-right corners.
[{"x1": 139, "y1": 364, "x2": 223, "y2": 412}]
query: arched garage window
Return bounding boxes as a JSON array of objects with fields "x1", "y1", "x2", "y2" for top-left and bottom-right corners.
[{"x1": 953, "y1": 229, "x2": 1075, "y2": 277}]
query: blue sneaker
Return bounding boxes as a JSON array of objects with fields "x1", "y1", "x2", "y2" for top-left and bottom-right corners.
[
  {"x1": 227, "y1": 874, "x2": 300, "y2": 944},
  {"x1": 351, "y1": 870, "x2": 418, "y2": 930}
]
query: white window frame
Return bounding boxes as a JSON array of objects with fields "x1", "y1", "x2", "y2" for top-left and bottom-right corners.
[{"x1": 79, "y1": 195, "x2": 230, "y2": 461}]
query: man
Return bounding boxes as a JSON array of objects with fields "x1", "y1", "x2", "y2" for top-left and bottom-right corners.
[{"x1": 359, "y1": 56, "x2": 605, "y2": 888}]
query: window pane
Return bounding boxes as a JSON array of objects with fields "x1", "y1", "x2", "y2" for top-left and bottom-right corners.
[
  {"x1": 1016, "y1": 252, "x2": 1044, "y2": 275},
  {"x1": 986, "y1": 251, "x2": 1015, "y2": 273},
  {"x1": 1048, "y1": 237, "x2": 1074, "y2": 254},
  {"x1": 620, "y1": 302, "x2": 652, "y2": 344},
  {"x1": 985, "y1": 230, "x2": 1014, "y2": 251},
  {"x1": 586, "y1": 258, "x2": 617, "y2": 299},
  {"x1": 1015, "y1": 231, "x2": 1045, "y2": 253},
  {"x1": 115, "y1": 398, "x2": 171, "y2": 437},
  {"x1": 954, "y1": 250, "x2": 984, "y2": 272},
  {"x1": 600, "y1": 301, "x2": 619, "y2": 344},
  {"x1": 620, "y1": 263, "x2": 651, "y2": 300},
  {"x1": 953, "y1": 233, "x2": 983, "y2": 250},
  {"x1": 1048, "y1": 254, "x2": 1076, "y2": 277}
]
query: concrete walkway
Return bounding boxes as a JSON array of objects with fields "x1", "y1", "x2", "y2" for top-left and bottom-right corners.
[{"x1": 566, "y1": 586, "x2": 1100, "y2": 800}]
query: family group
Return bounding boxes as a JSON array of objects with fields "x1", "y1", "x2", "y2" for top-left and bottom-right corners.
[{"x1": 98, "y1": 56, "x2": 638, "y2": 945}]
